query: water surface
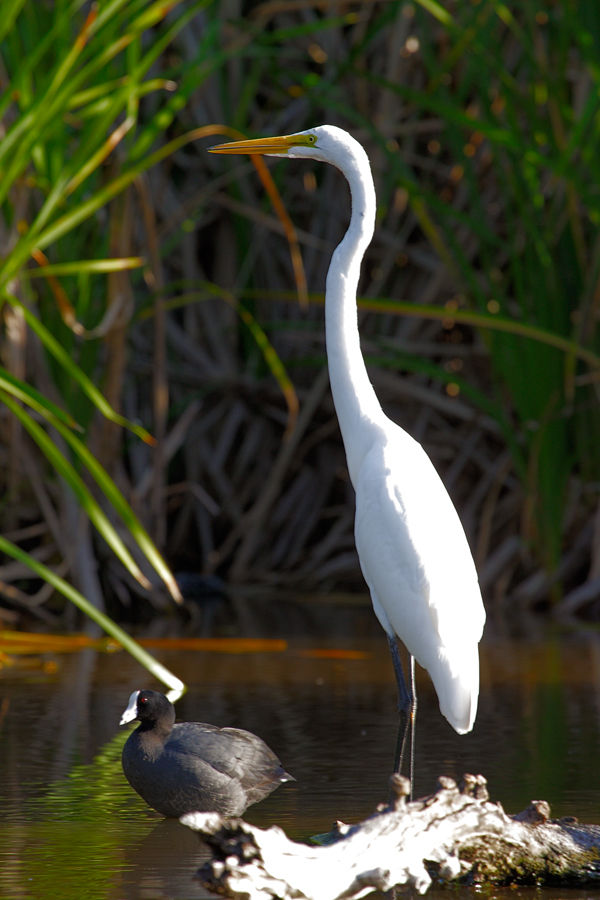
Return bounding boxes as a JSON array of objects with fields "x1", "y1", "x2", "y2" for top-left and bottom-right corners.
[{"x1": 2, "y1": 599, "x2": 600, "y2": 899}]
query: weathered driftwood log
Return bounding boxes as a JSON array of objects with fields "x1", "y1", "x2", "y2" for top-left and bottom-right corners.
[{"x1": 181, "y1": 773, "x2": 600, "y2": 899}]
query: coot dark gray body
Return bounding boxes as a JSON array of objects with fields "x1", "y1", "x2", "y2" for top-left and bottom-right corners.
[{"x1": 120, "y1": 690, "x2": 293, "y2": 818}]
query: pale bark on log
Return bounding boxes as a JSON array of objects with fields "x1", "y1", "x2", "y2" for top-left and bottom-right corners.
[{"x1": 181, "y1": 773, "x2": 600, "y2": 899}]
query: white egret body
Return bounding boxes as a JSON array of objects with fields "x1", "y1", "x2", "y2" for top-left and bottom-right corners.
[{"x1": 210, "y1": 126, "x2": 486, "y2": 737}]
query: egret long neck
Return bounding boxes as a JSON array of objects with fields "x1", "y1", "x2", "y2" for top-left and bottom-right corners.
[{"x1": 325, "y1": 152, "x2": 383, "y2": 487}]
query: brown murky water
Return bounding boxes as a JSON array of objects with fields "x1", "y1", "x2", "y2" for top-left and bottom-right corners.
[{"x1": 2, "y1": 596, "x2": 600, "y2": 899}]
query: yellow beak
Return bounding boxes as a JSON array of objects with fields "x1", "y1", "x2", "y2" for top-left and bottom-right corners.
[{"x1": 209, "y1": 134, "x2": 304, "y2": 155}]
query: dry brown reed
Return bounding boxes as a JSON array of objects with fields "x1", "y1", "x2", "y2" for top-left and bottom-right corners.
[{"x1": 2, "y1": 1, "x2": 600, "y2": 629}]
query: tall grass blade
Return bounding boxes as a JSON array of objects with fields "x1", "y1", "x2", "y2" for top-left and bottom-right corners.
[
  {"x1": 0, "y1": 534, "x2": 184, "y2": 692},
  {"x1": 0, "y1": 390, "x2": 152, "y2": 590}
]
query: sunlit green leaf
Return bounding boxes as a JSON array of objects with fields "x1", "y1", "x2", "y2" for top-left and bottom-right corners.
[
  {"x1": 0, "y1": 533, "x2": 184, "y2": 693},
  {"x1": 0, "y1": 389, "x2": 152, "y2": 591},
  {"x1": 0, "y1": 292, "x2": 154, "y2": 444}
]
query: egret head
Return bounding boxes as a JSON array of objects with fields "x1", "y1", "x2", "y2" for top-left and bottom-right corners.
[{"x1": 209, "y1": 125, "x2": 358, "y2": 167}]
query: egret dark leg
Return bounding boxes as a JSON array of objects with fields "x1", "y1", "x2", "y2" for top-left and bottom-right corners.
[
  {"x1": 408, "y1": 653, "x2": 417, "y2": 795},
  {"x1": 388, "y1": 635, "x2": 417, "y2": 799}
]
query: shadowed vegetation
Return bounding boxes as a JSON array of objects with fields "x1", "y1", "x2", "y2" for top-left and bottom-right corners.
[{"x1": 1, "y1": 0, "x2": 600, "y2": 633}]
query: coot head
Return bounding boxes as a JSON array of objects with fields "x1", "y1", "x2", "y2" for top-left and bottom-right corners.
[{"x1": 120, "y1": 689, "x2": 175, "y2": 732}]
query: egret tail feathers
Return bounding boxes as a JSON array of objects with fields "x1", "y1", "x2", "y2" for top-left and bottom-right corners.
[{"x1": 430, "y1": 641, "x2": 480, "y2": 735}]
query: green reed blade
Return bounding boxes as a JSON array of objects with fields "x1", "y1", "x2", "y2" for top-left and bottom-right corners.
[
  {"x1": 0, "y1": 534, "x2": 184, "y2": 692},
  {"x1": 0, "y1": 390, "x2": 152, "y2": 590}
]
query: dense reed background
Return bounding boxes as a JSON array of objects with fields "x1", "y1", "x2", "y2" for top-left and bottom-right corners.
[{"x1": 1, "y1": 0, "x2": 600, "y2": 632}]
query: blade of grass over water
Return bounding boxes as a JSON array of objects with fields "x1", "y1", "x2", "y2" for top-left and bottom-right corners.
[{"x1": 0, "y1": 536, "x2": 184, "y2": 693}]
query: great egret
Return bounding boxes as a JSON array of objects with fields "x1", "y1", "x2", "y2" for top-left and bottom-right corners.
[{"x1": 210, "y1": 126, "x2": 486, "y2": 777}]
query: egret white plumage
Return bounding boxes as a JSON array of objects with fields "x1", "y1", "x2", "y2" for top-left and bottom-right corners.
[{"x1": 210, "y1": 126, "x2": 486, "y2": 779}]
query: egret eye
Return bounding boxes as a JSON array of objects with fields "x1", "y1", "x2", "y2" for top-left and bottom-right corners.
[{"x1": 307, "y1": 134, "x2": 316, "y2": 143}]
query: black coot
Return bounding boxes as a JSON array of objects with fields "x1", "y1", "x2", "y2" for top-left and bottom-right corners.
[{"x1": 120, "y1": 689, "x2": 294, "y2": 817}]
